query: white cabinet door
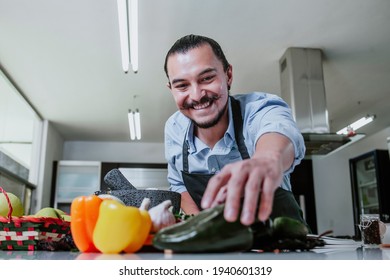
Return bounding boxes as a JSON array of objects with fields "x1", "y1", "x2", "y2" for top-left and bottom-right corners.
[{"x1": 54, "y1": 161, "x2": 101, "y2": 211}]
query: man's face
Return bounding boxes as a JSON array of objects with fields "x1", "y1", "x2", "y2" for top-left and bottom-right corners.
[{"x1": 166, "y1": 44, "x2": 232, "y2": 128}]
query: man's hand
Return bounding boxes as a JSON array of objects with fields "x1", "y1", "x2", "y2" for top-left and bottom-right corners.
[{"x1": 201, "y1": 133, "x2": 294, "y2": 225}]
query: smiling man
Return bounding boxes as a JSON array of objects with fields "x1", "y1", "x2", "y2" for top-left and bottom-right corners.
[{"x1": 164, "y1": 34, "x2": 306, "y2": 226}]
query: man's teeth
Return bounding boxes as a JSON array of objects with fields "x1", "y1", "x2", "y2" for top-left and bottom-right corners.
[{"x1": 193, "y1": 101, "x2": 210, "y2": 110}]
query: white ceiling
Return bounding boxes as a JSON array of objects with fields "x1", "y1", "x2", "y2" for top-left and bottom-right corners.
[{"x1": 1, "y1": 0, "x2": 390, "y2": 144}]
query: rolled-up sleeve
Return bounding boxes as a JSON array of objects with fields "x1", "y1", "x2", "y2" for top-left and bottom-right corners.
[{"x1": 244, "y1": 94, "x2": 306, "y2": 173}]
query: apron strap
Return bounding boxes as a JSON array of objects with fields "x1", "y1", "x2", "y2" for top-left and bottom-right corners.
[
  {"x1": 182, "y1": 133, "x2": 190, "y2": 172},
  {"x1": 230, "y1": 96, "x2": 250, "y2": 160}
]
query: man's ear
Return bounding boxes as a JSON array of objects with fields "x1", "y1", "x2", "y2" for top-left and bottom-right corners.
[{"x1": 227, "y1": 64, "x2": 233, "y2": 89}]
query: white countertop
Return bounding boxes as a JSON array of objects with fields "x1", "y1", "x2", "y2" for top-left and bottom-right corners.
[{"x1": 1, "y1": 246, "x2": 390, "y2": 260}]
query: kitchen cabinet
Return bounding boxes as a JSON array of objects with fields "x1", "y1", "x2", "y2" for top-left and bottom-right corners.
[
  {"x1": 290, "y1": 159, "x2": 318, "y2": 234},
  {"x1": 51, "y1": 161, "x2": 169, "y2": 212},
  {"x1": 349, "y1": 149, "x2": 390, "y2": 238},
  {"x1": 52, "y1": 161, "x2": 101, "y2": 213}
]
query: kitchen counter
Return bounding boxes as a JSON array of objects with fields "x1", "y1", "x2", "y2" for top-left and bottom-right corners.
[{"x1": 1, "y1": 246, "x2": 390, "y2": 260}]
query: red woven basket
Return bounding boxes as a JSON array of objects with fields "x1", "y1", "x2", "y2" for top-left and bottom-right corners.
[{"x1": 0, "y1": 187, "x2": 73, "y2": 251}]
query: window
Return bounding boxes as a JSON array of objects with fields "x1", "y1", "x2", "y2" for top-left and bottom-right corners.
[{"x1": 0, "y1": 68, "x2": 42, "y2": 213}]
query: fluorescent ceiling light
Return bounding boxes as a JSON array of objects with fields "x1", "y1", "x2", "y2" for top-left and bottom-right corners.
[
  {"x1": 129, "y1": 0, "x2": 138, "y2": 73},
  {"x1": 128, "y1": 110, "x2": 135, "y2": 140},
  {"x1": 117, "y1": 0, "x2": 129, "y2": 73},
  {"x1": 128, "y1": 109, "x2": 141, "y2": 140},
  {"x1": 336, "y1": 115, "x2": 375, "y2": 135},
  {"x1": 117, "y1": 0, "x2": 138, "y2": 73}
]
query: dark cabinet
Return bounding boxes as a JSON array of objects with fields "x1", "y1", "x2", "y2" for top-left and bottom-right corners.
[
  {"x1": 349, "y1": 149, "x2": 390, "y2": 238},
  {"x1": 290, "y1": 159, "x2": 318, "y2": 234}
]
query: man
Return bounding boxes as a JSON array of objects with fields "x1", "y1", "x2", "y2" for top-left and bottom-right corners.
[{"x1": 164, "y1": 34, "x2": 306, "y2": 226}]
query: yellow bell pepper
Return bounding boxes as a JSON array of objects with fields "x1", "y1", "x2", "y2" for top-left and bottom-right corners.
[
  {"x1": 92, "y1": 200, "x2": 151, "y2": 254},
  {"x1": 123, "y1": 208, "x2": 152, "y2": 253}
]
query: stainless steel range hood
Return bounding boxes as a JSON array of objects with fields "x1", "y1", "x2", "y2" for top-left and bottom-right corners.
[{"x1": 279, "y1": 47, "x2": 362, "y2": 156}]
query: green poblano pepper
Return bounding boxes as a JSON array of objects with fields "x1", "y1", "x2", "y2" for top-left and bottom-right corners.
[
  {"x1": 153, "y1": 204, "x2": 254, "y2": 253},
  {"x1": 153, "y1": 204, "x2": 312, "y2": 253}
]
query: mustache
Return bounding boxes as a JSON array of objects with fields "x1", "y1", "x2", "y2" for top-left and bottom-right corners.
[{"x1": 182, "y1": 95, "x2": 220, "y2": 109}]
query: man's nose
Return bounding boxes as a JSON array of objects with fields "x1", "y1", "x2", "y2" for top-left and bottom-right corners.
[{"x1": 189, "y1": 84, "x2": 206, "y2": 101}]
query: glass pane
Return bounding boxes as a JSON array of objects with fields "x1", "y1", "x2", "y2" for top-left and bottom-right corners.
[
  {"x1": 55, "y1": 162, "x2": 101, "y2": 202},
  {"x1": 355, "y1": 155, "x2": 379, "y2": 214},
  {"x1": 0, "y1": 70, "x2": 42, "y2": 183},
  {"x1": 0, "y1": 172, "x2": 30, "y2": 214}
]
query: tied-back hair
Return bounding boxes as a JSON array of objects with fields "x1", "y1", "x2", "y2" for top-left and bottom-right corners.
[{"x1": 164, "y1": 34, "x2": 230, "y2": 79}]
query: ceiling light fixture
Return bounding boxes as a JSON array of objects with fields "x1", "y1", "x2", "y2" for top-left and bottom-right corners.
[
  {"x1": 117, "y1": 0, "x2": 138, "y2": 73},
  {"x1": 336, "y1": 115, "x2": 376, "y2": 135},
  {"x1": 128, "y1": 109, "x2": 141, "y2": 140},
  {"x1": 128, "y1": 95, "x2": 141, "y2": 140}
]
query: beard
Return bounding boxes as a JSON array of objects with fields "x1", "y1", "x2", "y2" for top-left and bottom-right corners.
[{"x1": 188, "y1": 95, "x2": 229, "y2": 129}]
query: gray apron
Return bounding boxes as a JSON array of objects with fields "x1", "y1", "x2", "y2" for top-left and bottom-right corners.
[{"x1": 181, "y1": 96, "x2": 306, "y2": 224}]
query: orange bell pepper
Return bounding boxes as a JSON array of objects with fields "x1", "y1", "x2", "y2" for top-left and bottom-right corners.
[{"x1": 70, "y1": 195, "x2": 102, "y2": 252}]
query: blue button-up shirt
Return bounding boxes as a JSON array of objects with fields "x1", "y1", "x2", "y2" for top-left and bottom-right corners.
[{"x1": 164, "y1": 92, "x2": 305, "y2": 194}]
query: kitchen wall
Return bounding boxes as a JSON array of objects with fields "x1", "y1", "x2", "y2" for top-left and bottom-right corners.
[
  {"x1": 36, "y1": 120, "x2": 64, "y2": 212},
  {"x1": 50, "y1": 126, "x2": 390, "y2": 235},
  {"x1": 312, "y1": 126, "x2": 390, "y2": 236},
  {"x1": 63, "y1": 141, "x2": 165, "y2": 163}
]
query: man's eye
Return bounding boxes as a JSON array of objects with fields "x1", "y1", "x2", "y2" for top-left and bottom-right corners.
[
  {"x1": 201, "y1": 75, "x2": 215, "y2": 82},
  {"x1": 175, "y1": 83, "x2": 187, "y2": 90}
]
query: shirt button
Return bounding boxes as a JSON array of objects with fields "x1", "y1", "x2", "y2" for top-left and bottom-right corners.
[{"x1": 211, "y1": 167, "x2": 217, "y2": 173}]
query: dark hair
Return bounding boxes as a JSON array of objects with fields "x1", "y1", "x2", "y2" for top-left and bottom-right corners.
[{"x1": 164, "y1": 34, "x2": 230, "y2": 79}]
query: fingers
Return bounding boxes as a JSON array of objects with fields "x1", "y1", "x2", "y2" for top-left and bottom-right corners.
[
  {"x1": 210, "y1": 186, "x2": 227, "y2": 208},
  {"x1": 238, "y1": 175, "x2": 276, "y2": 224},
  {"x1": 240, "y1": 174, "x2": 261, "y2": 225},
  {"x1": 202, "y1": 163, "x2": 245, "y2": 223},
  {"x1": 257, "y1": 177, "x2": 275, "y2": 222},
  {"x1": 202, "y1": 159, "x2": 280, "y2": 225},
  {"x1": 223, "y1": 171, "x2": 247, "y2": 222},
  {"x1": 201, "y1": 171, "x2": 231, "y2": 209},
  {"x1": 227, "y1": 166, "x2": 275, "y2": 225}
]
